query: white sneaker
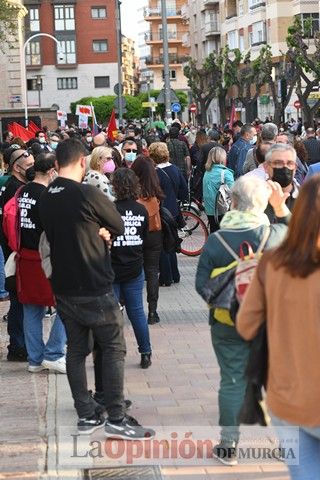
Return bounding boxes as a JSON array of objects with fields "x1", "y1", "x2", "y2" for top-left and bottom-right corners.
[
  {"x1": 28, "y1": 365, "x2": 47, "y2": 373},
  {"x1": 42, "y1": 357, "x2": 66, "y2": 374}
]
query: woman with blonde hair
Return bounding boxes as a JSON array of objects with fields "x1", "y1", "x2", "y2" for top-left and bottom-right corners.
[
  {"x1": 203, "y1": 146, "x2": 234, "y2": 233},
  {"x1": 83, "y1": 146, "x2": 116, "y2": 200}
]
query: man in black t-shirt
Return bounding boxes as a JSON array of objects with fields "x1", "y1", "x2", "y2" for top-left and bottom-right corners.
[
  {"x1": 0, "y1": 148, "x2": 34, "y2": 362},
  {"x1": 40, "y1": 139, "x2": 155, "y2": 439}
]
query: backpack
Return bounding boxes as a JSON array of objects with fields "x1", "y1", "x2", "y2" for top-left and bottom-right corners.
[
  {"x1": 214, "y1": 170, "x2": 232, "y2": 221},
  {"x1": 202, "y1": 228, "x2": 270, "y2": 326},
  {"x1": 160, "y1": 206, "x2": 182, "y2": 253},
  {"x1": 3, "y1": 186, "x2": 23, "y2": 252}
]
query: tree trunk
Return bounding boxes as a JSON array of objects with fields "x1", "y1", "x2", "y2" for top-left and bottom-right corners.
[
  {"x1": 199, "y1": 98, "x2": 207, "y2": 125},
  {"x1": 218, "y1": 94, "x2": 227, "y2": 126},
  {"x1": 273, "y1": 104, "x2": 282, "y2": 125}
]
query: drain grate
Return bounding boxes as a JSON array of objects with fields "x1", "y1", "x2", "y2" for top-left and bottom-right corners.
[{"x1": 83, "y1": 465, "x2": 163, "y2": 480}]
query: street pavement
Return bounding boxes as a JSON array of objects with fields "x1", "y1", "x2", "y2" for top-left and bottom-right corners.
[{"x1": 0, "y1": 255, "x2": 290, "y2": 480}]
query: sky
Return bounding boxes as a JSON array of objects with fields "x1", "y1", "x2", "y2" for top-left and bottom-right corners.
[{"x1": 120, "y1": 0, "x2": 146, "y2": 43}]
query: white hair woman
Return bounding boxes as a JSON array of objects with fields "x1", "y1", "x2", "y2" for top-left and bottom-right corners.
[
  {"x1": 83, "y1": 146, "x2": 116, "y2": 200},
  {"x1": 203, "y1": 146, "x2": 234, "y2": 233},
  {"x1": 195, "y1": 176, "x2": 291, "y2": 466}
]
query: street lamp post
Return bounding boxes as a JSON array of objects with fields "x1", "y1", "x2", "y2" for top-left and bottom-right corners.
[
  {"x1": 160, "y1": 0, "x2": 172, "y2": 124},
  {"x1": 21, "y1": 33, "x2": 63, "y2": 127}
]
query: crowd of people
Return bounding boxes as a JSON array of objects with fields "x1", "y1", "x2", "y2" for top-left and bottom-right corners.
[{"x1": 0, "y1": 114, "x2": 320, "y2": 476}]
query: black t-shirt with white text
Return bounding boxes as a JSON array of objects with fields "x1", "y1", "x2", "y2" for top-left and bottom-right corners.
[
  {"x1": 19, "y1": 182, "x2": 46, "y2": 250},
  {"x1": 111, "y1": 199, "x2": 148, "y2": 283}
]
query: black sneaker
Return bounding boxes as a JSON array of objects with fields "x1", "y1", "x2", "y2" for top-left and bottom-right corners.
[
  {"x1": 77, "y1": 413, "x2": 105, "y2": 435},
  {"x1": 7, "y1": 348, "x2": 28, "y2": 362},
  {"x1": 140, "y1": 353, "x2": 152, "y2": 369},
  {"x1": 148, "y1": 312, "x2": 160, "y2": 325},
  {"x1": 105, "y1": 415, "x2": 155, "y2": 440},
  {"x1": 91, "y1": 391, "x2": 132, "y2": 411},
  {"x1": 212, "y1": 441, "x2": 238, "y2": 466}
]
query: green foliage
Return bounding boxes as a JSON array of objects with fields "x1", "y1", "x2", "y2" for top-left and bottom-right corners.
[
  {"x1": 70, "y1": 91, "x2": 188, "y2": 122},
  {"x1": 0, "y1": 0, "x2": 21, "y2": 48}
]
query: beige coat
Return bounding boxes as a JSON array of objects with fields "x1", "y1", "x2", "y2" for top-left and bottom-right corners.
[{"x1": 237, "y1": 252, "x2": 320, "y2": 427}]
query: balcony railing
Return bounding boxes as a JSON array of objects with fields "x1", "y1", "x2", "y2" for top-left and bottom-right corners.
[
  {"x1": 203, "y1": 0, "x2": 219, "y2": 6},
  {"x1": 205, "y1": 20, "x2": 219, "y2": 35},
  {"x1": 144, "y1": 7, "x2": 182, "y2": 18},
  {"x1": 145, "y1": 54, "x2": 190, "y2": 65},
  {"x1": 144, "y1": 31, "x2": 183, "y2": 42}
]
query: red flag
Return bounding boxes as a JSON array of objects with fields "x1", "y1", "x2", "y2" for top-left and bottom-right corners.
[
  {"x1": 28, "y1": 121, "x2": 41, "y2": 135},
  {"x1": 106, "y1": 109, "x2": 118, "y2": 142},
  {"x1": 8, "y1": 122, "x2": 34, "y2": 142},
  {"x1": 229, "y1": 99, "x2": 236, "y2": 130}
]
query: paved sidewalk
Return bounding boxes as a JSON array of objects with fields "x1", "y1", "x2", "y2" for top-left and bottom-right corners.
[{"x1": 0, "y1": 255, "x2": 290, "y2": 480}]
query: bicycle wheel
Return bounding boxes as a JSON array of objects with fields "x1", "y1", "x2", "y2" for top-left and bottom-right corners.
[{"x1": 179, "y1": 210, "x2": 209, "y2": 257}]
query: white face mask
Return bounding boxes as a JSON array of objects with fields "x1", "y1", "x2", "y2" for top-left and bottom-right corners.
[
  {"x1": 86, "y1": 136, "x2": 93, "y2": 143},
  {"x1": 39, "y1": 137, "x2": 46, "y2": 144},
  {"x1": 250, "y1": 135, "x2": 257, "y2": 145}
]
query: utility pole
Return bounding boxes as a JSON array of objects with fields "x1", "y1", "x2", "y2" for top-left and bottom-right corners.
[
  {"x1": 160, "y1": 0, "x2": 172, "y2": 124},
  {"x1": 116, "y1": 0, "x2": 123, "y2": 126}
]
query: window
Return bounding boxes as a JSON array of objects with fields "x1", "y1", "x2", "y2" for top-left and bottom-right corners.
[
  {"x1": 57, "y1": 39, "x2": 76, "y2": 64},
  {"x1": 162, "y1": 70, "x2": 176, "y2": 81},
  {"x1": 27, "y1": 78, "x2": 42, "y2": 91},
  {"x1": 54, "y1": 5, "x2": 75, "y2": 31},
  {"x1": 251, "y1": 21, "x2": 266, "y2": 45},
  {"x1": 249, "y1": 0, "x2": 265, "y2": 8},
  {"x1": 94, "y1": 76, "x2": 110, "y2": 88},
  {"x1": 239, "y1": 32, "x2": 245, "y2": 52},
  {"x1": 25, "y1": 41, "x2": 41, "y2": 66},
  {"x1": 238, "y1": 0, "x2": 244, "y2": 16},
  {"x1": 29, "y1": 7, "x2": 40, "y2": 31},
  {"x1": 93, "y1": 40, "x2": 108, "y2": 52},
  {"x1": 91, "y1": 7, "x2": 107, "y2": 18},
  {"x1": 299, "y1": 13, "x2": 320, "y2": 38},
  {"x1": 57, "y1": 77, "x2": 78, "y2": 89},
  {"x1": 227, "y1": 30, "x2": 238, "y2": 49}
]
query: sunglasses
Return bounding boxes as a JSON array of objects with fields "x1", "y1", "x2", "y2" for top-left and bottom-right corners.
[
  {"x1": 13, "y1": 151, "x2": 30, "y2": 163},
  {"x1": 124, "y1": 149, "x2": 137, "y2": 153}
]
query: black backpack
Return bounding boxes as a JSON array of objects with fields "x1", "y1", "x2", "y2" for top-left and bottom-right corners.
[{"x1": 160, "y1": 206, "x2": 182, "y2": 253}]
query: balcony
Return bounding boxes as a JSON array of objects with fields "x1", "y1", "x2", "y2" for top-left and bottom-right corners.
[
  {"x1": 145, "y1": 54, "x2": 190, "y2": 67},
  {"x1": 205, "y1": 20, "x2": 220, "y2": 36},
  {"x1": 144, "y1": 31, "x2": 184, "y2": 43},
  {"x1": 144, "y1": 7, "x2": 182, "y2": 20},
  {"x1": 181, "y1": 3, "x2": 189, "y2": 20},
  {"x1": 182, "y1": 32, "x2": 190, "y2": 47},
  {"x1": 202, "y1": 0, "x2": 219, "y2": 8}
]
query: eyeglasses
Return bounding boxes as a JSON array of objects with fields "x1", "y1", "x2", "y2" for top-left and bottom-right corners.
[
  {"x1": 124, "y1": 149, "x2": 137, "y2": 153},
  {"x1": 269, "y1": 160, "x2": 296, "y2": 170}
]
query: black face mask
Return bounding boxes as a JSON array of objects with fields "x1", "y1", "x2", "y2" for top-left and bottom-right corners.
[
  {"x1": 25, "y1": 166, "x2": 36, "y2": 182},
  {"x1": 272, "y1": 167, "x2": 294, "y2": 188}
]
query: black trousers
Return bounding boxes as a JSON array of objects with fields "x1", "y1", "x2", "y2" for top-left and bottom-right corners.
[
  {"x1": 143, "y1": 231, "x2": 162, "y2": 313},
  {"x1": 56, "y1": 292, "x2": 126, "y2": 420},
  {"x1": 208, "y1": 215, "x2": 223, "y2": 234}
]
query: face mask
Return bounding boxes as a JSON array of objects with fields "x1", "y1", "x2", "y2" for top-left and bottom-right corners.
[
  {"x1": 272, "y1": 167, "x2": 294, "y2": 188},
  {"x1": 51, "y1": 141, "x2": 58, "y2": 150},
  {"x1": 25, "y1": 166, "x2": 36, "y2": 182},
  {"x1": 39, "y1": 137, "x2": 46, "y2": 144},
  {"x1": 102, "y1": 159, "x2": 116, "y2": 174},
  {"x1": 50, "y1": 170, "x2": 58, "y2": 183},
  {"x1": 250, "y1": 135, "x2": 257, "y2": 145},
  {"x1": 86, "y1": 137, "x2": 93, "y2": 143},
  {"x1": 125, "y1": 152, "x2": 137, "y2": 163}
]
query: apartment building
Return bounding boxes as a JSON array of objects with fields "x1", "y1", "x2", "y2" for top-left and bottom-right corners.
[
  {"x1": 143, "y1": 0, "x2": 190, "y2": 92},
  {"x1": 122, "y1": 35, "x2": 138, "y2": 96},
  {"x1": 0, "y1": 0, "x2": 27, "y2": 110},
  {"x1": 219, "y1": 0, "x2": 320, "y2": 119},
  {"x1": 23, "y1": 0, "x2": 118, "y2": 113}
]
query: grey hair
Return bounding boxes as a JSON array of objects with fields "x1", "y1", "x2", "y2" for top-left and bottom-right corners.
[
  {"x1": 232, "y1": 177, "x2": 270, "y2": 213},
  {"x1": 265, "y1": 143, "x2": 297, "y2": 163},
  {"x1": 240, "y1": 124, "x2": 255, "y2": 136},
  {"x1": 261, "y1": 123, "x2": 278, "y2": 141},
  {"x1": 207, "y1": 129, "x2": 220, "y2": 141},
  {"x1": 277, "y1": 131, "x2": 294, "y2": 145}
]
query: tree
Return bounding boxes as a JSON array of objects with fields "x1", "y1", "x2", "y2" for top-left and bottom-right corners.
[
  {"x1": 184, "y1": 60, "x2": 216, "y2": 124},
  {"x1": 0, "y1": 0, "x2": 22, "y2": 48},
  {"x1": 287, "y1": 17, "x2": 320, "y2": 125}
]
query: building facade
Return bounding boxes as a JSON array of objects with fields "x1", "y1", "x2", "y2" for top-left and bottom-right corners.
[
  {"x1": 219, "y1": 0, "x2": 320, "y2": 120},
  {"x1": 23, "y1": 0, "x2": 118, "y2": 113},
  {"x1": 143, "y1": 0, "x2": 190, "y2": 92},
  {"x1": 122, "y1": 35, "x2": 138, "y2": 96},
  {"x1": 0, "y1": 0, "x2": 27, "y2": 111}
]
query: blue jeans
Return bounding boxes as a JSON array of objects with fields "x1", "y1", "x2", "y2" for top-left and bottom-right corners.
[
  {"x1": 113, "y1": 271, "x2": 151, "y2": 354},
  {"x1": 7, "y1": 291, "x2": 25, "y2": 352},
  {"x1": 271, "y1": 412, "x2": 320, "y2": 480},
  {"x1": 23, "y1": 304, "x2": 66, "y2": 366},
  {"x1": 0, "y1": 247, "x2": 8, "y2": 298}
]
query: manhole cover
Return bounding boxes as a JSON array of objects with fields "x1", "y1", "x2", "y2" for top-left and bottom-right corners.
[{"x1": 83, "y1": 465, "x2": 163, "y2": 480}]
